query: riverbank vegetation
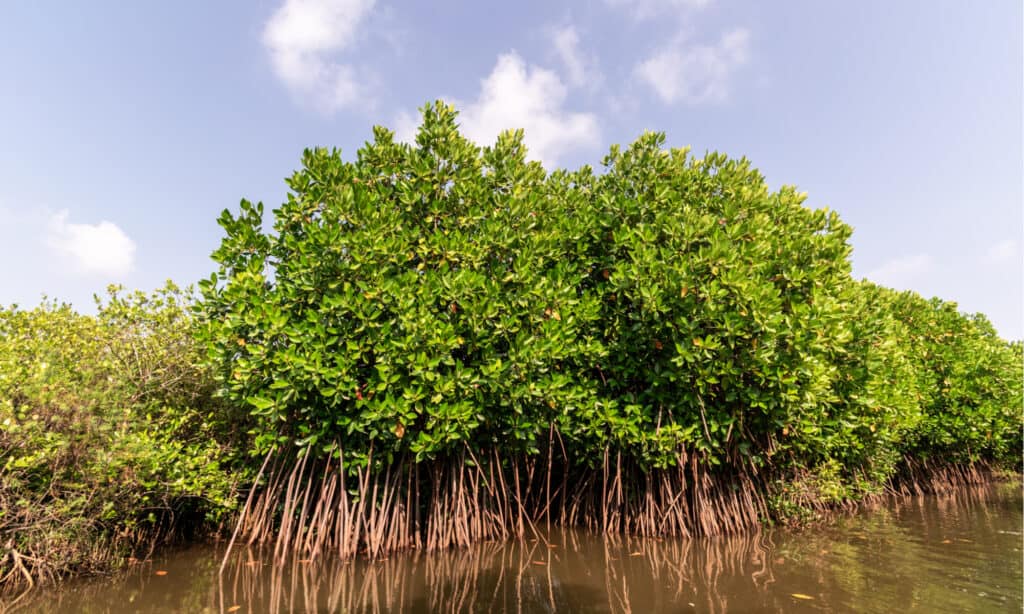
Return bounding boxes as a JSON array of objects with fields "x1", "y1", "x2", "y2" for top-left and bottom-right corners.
[
  {"x1": 2, "y1": 102, "x2": 1020, "y2": 593},
  {"x1": 0, "y1": 285, "x2": 245, "y2": 593}
]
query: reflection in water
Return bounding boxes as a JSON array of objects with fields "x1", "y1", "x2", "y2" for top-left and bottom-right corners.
[{"x1": 12, "y1": 483, "x2": 1022, "y2": 614}]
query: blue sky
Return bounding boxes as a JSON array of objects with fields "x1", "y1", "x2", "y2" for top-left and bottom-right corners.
[{"x1": 1, "y1": 0, "x2": 1021, "y2": 338}]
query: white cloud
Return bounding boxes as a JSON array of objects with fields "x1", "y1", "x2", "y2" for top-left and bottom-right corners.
[
  {"x1": 459, "y1": 53, "x2": 601, "y2": 166},
  {"x1": 393, "y1": 110, "x2": 419, "y2": 145},
  {"x1": 635, "y1": 28, "x2": 750, "y2": 104},
  {"x1": 550, "y1": 25, "x2": 602, "y2": 90},
  {"x1": 395, "y1": 52, "x2": 600, "y2": 167},
  {"x1": 987, "y1": 239, "x2": 1019, "y2": 264},
  {"x1": 865, "y1": 253, "x2": 932, "y2": 289},
  {"x1": 606, "y1": 0, "x2": 712, "y2": 20},
  {"x1": 47, "y1": 210, "x2": 136, "y2": 277},
  {"x1": 262, "y1": 0, "x2": 376, "y2": 113}
]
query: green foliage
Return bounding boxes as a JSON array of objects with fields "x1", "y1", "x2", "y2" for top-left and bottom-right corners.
[
  {"x1": 0, "y1": 284, "x2": 240, "y2": 585},
  {"x1": 874, "y1": 288, "x2": 1022, "y2": 465},
  {"x1": 200, "y1": 101, "x2": 1022, "y2": 489},
  {"x1": 819, "y1": 281, "x2": 924, "y2": 486},
  {"x1": 578, "y1": 134, "x2": 856, "y2": 468},
  {"x1": 199, "y1": 102, "x2": 606, "y2": 467}
]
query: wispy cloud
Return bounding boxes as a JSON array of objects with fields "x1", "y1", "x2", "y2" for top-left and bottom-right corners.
[
  {"x1": 262, "y1": 0, "x2": 377, "y2": 113},
  {"x1": 605, "y1": 0, "x2": 713, "y2": 21},
  {"x1": 865, "y1": 253, "x2": 932, "y2": 289},
  {"x1": 396, "y1": 52, "x2": 600, "y2": 167},
  {"x1": 635, "y1": 28, "x2": 750, "y2": 104},
  {"x1": 987, "y1": 239, "x2": 1019, "y2": 264},
  {"x1": 47, "y1": 210, "x2": 136, "y2": 277},
  {"x1": 550, "y1": 25, "x2": 602, "y2": 90}
]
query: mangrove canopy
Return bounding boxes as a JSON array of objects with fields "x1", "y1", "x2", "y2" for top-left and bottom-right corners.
[{"x1": 197, "y1": 101, "x2": 1022, "y2": 555}]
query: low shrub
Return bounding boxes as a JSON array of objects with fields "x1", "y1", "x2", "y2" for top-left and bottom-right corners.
[{"x1": 0, "y1": 284, "x2": 242, "y2": 591}]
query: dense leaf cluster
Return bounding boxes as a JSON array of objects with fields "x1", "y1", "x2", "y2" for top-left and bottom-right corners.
[
  {"x1": 0, "y1": 285, "x2": 240, "y2": 585},
  {"x1": 199, "y1": 102, "x2": 1021, "y2": 487}
]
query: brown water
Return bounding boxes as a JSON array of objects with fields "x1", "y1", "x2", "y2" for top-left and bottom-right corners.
[{"x1": 10, "y1": 483, "x2": 1022, "y2": 613}]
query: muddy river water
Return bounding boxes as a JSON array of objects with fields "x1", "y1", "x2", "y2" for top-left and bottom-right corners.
[{"x1": 13, "y1": 482, "x2": 1022, "y2": 613}]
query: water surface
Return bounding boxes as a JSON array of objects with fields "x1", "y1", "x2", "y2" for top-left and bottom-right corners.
[{"x1": 13, "y1": 482, "x2": 1022, "y2": 613}]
